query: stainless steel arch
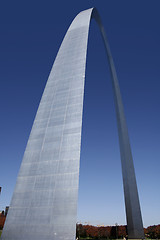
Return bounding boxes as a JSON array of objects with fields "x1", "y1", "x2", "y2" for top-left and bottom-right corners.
[
  {"x1": 1, "y1": 8, "x2": 144, "y2": 240},
  {"x1": 92, "y1": 9, "x2": 145, "y2": 239}
]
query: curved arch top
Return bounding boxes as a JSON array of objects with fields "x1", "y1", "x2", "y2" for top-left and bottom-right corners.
[{"x1": 1, "y1": 8, "x2": 144, "y2": 240}]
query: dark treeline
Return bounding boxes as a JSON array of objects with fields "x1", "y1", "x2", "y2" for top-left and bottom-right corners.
[{"x1": 76, "y1": 224, "x2": 160, "y2": 239}]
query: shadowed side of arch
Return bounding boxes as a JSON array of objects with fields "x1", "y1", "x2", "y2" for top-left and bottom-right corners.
[
  {"x1": 92, "y1": 9, "x2": 144, "y2": 239},
  {"x1": 1, "y1": 8, "x2": 144, "y2": 240}
]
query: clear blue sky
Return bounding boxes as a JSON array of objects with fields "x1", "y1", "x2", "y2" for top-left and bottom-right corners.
[{"x1": 0, "y1": 0, "x2": 160, "y2": 228}]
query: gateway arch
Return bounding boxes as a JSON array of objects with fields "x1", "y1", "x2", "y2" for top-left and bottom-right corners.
[{"x1": 1, "y1": 8, "x2": 144, "y2": 240}]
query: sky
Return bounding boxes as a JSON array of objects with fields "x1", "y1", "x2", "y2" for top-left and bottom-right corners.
[{"x1": 0, "y1": 0, "x2": 160, "y2": 228}]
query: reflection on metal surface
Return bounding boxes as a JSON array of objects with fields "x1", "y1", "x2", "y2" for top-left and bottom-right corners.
[{"x1": 1, "y1": 8, "x2": 144, "y2": 240}]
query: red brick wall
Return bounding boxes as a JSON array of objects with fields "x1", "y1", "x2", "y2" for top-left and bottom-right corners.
[{"x1": 0, "y1": 214, "x2": 6, "y2": 229}]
